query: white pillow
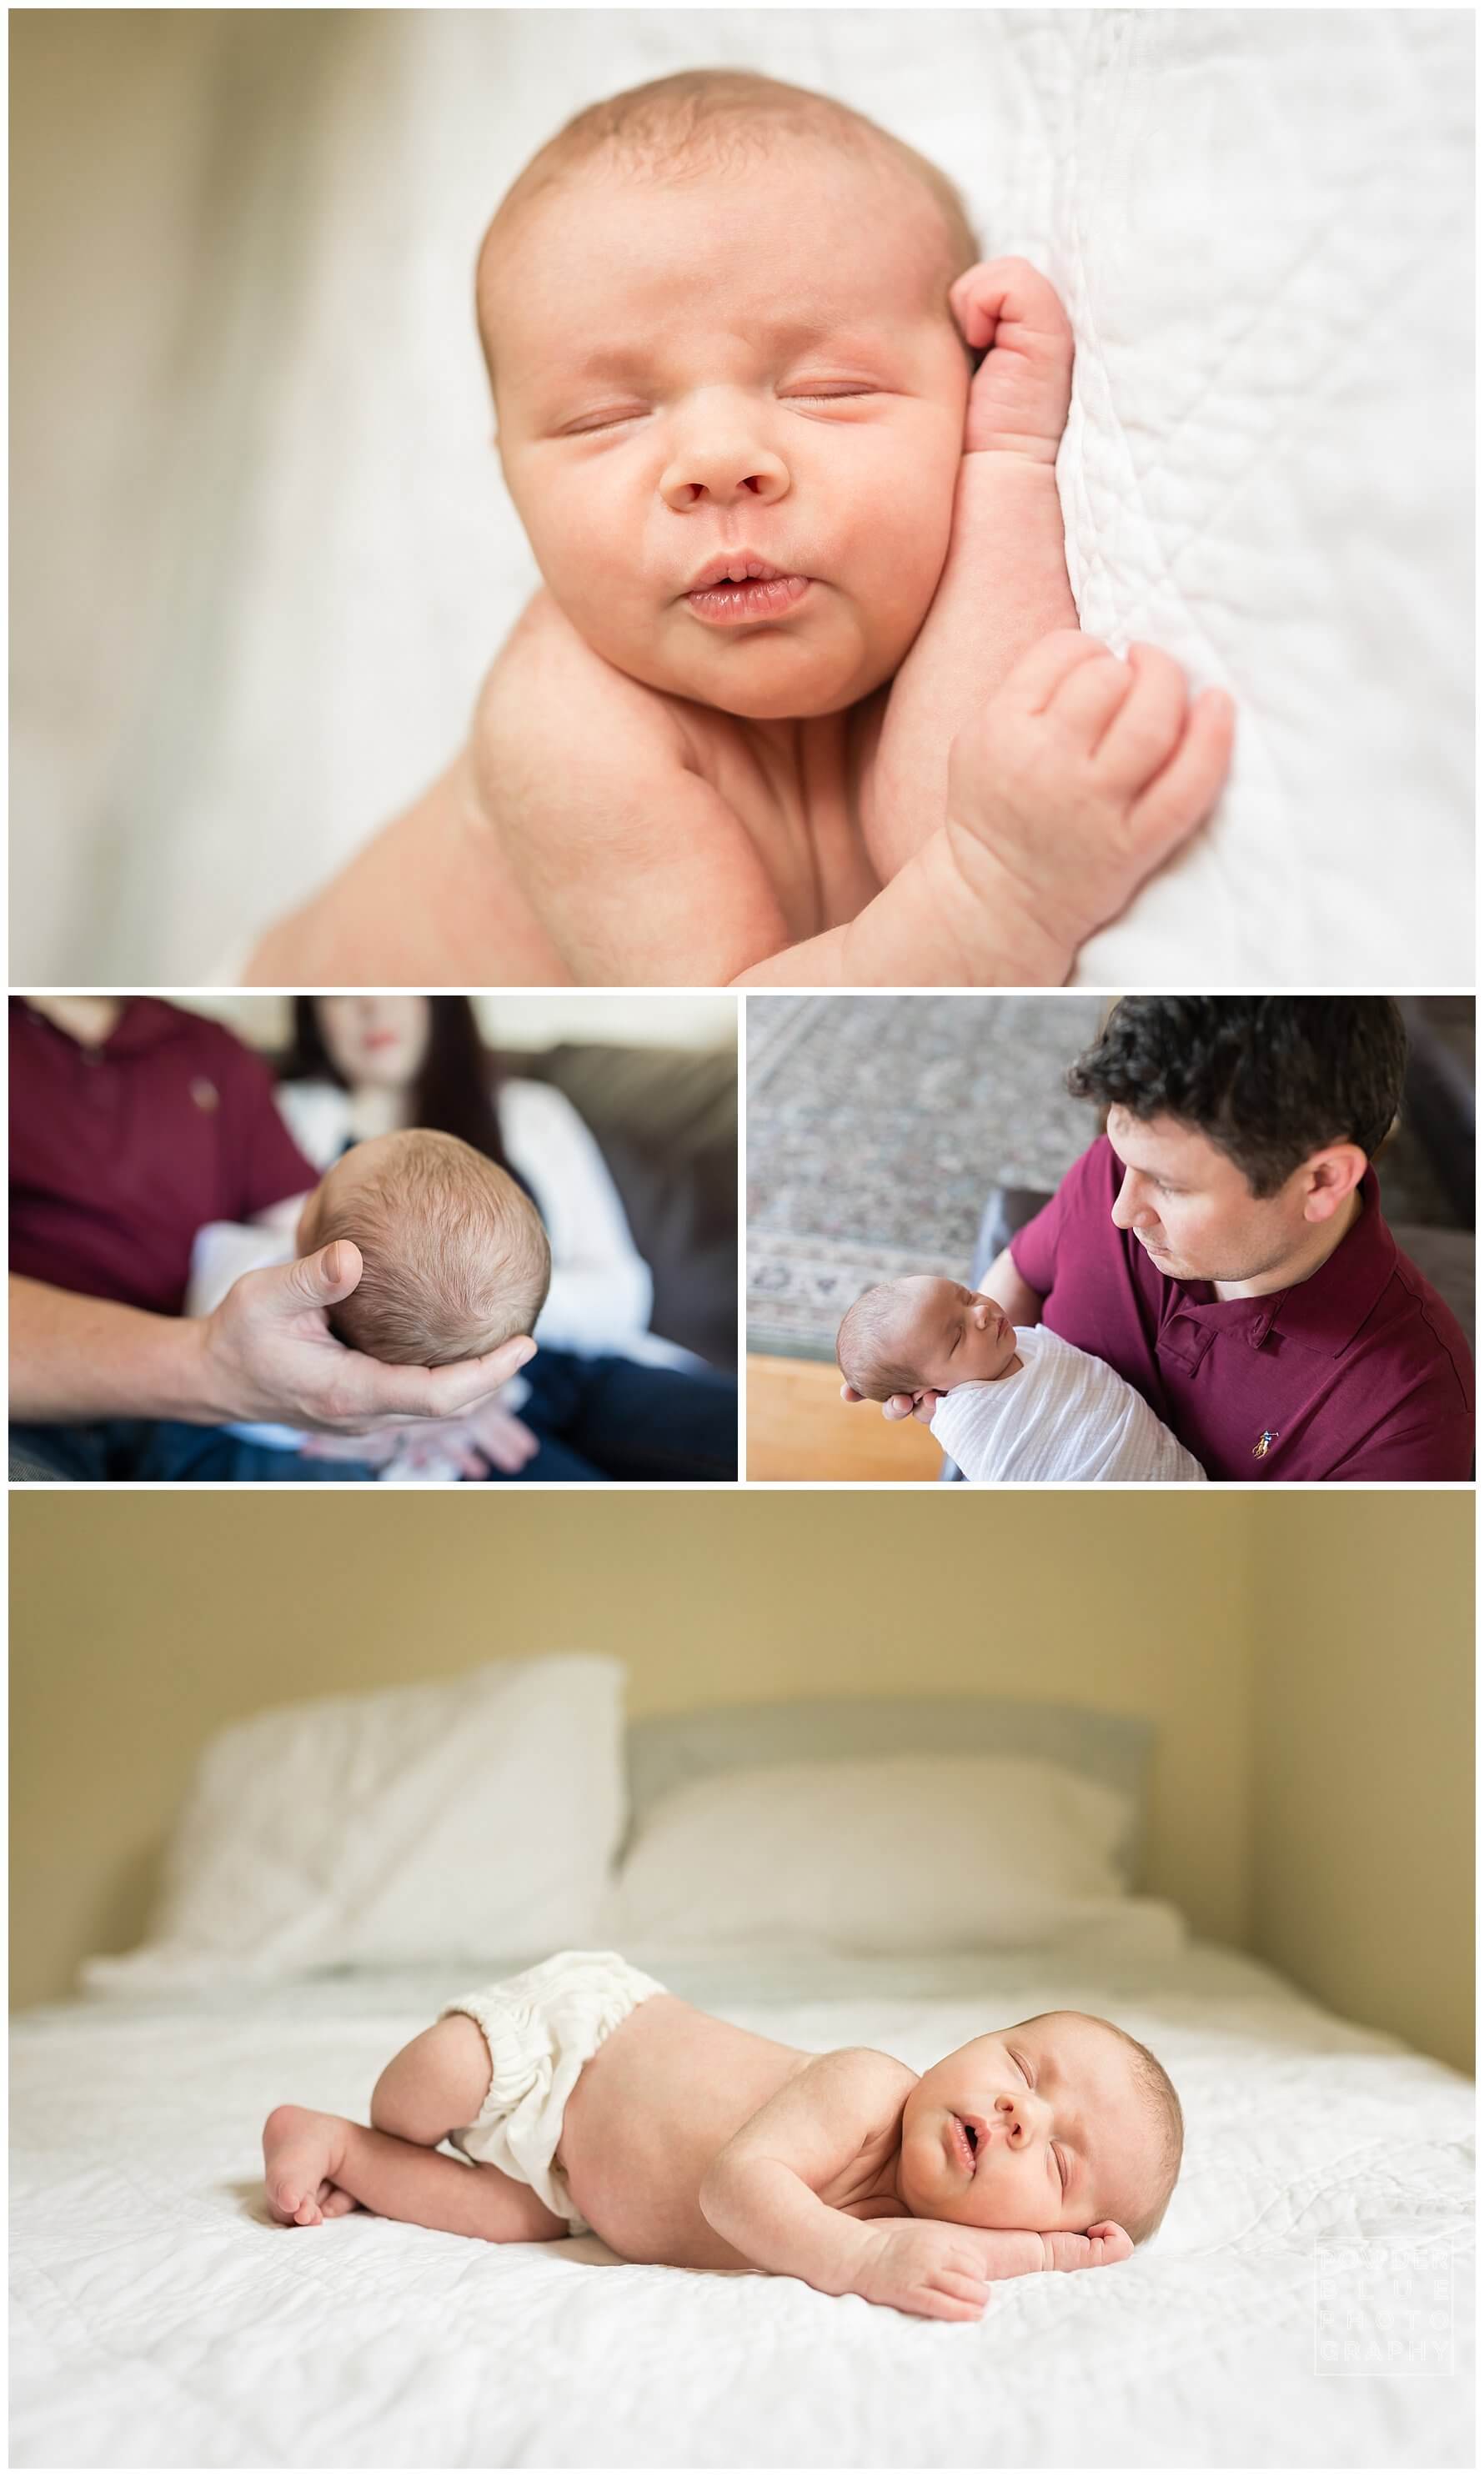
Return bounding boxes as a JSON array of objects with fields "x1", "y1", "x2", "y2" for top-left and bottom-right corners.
[
  {"x1": 83, "y1": 1654, "x2": 626, "y2": 1992},
  {"x1": 605, "y1": 1754, "x2": 1131, "y2": 1953}
]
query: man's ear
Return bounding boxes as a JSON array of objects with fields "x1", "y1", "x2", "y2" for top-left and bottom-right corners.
[{"x1": 1297, "y1": 1141, "x2": 1369, "y2": 1225}]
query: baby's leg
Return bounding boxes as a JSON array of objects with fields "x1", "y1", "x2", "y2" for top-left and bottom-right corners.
[
  {"x1": 264, "y1": 2009, "x2": 564, "y2": 2241},
  {"x1": 262, "y1": 2103, "x2": 566, "y2": 2240}
]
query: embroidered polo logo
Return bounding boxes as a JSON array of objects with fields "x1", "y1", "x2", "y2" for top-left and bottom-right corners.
[
  {"x1": 1253, "y1": 1429, "x2": 1279, "y2": 1459},
  {"x1": 189, "y1": 1077, "x2": 219, "y2": 1112}
]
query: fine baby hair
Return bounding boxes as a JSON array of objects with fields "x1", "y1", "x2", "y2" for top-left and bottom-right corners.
[
  {"x1": 302, "y1": 1128, "x2": 551, "y2": 1367},
  {"x1": 836, "y1": 1281, "x2": 928, "y2": 1403},
  {"x1": 474, "y1": 68, "x2": 980, "y2": 389}
]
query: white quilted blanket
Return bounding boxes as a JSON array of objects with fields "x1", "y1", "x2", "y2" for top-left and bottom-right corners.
[{"x1": 11, "y1": 1937, "x2": 1472, "y2": 2467}]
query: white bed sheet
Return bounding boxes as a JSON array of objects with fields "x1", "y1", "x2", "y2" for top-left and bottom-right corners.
[{"x1": 10, "y1": 1931, "x2": 1472, "y2": 2469}]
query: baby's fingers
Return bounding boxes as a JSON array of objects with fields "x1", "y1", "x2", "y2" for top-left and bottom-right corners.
[
  {"x1": 950, "y1": 257, "x2": 1070, "y2": 352},
  {"x1": 912, "y1": 2276, "x2": 990, "y2": 2321},
  {"x1": 1047, "y1": 649, "x2": 1136, "y2": 750},
  {"x1": 1094, "y1": 644, "x2": 1188, "y2": 790},
  {"x1": 1000, "y1": 629, "x2": 1114, "y2": 717},
  {"x1": 1130, "y1": 685, "x2": 1236, "y2": 850}
]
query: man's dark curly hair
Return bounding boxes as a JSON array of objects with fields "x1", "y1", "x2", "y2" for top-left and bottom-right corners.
[{"x1": 1065, "y1": 999, "x2": 1407, "y2": 1199}]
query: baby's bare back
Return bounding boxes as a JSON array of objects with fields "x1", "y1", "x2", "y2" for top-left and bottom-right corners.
[{"x1": 558, "y1": 1994, "x2": 814, "y2": 2268}]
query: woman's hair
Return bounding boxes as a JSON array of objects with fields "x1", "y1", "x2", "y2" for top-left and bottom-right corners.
[{"x1": 280, "y1": 997, "x2": 516, "y2": 1177}]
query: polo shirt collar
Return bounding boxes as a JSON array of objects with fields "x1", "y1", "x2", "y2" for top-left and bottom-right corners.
[{"x1": 1174, "y1": 1169, "x2": 1396, "y2": 1366}]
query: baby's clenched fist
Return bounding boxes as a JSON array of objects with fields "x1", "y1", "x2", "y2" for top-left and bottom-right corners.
[
  {"x1": 950, "y1": 258, "x2": 1075, "y2": 461},
  {"x1": 946, "y1": 631, "x2": 1236, "y2": 980}
]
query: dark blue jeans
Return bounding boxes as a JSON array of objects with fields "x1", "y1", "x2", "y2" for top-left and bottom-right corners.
[{"x1": 9, "y1": 1351, "x2": 737, "y2": 1485}]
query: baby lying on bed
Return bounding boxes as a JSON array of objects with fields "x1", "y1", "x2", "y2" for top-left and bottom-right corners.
[
  {"x1": 263, "y1": 1951, "x2": 1182, "y2": 2322},
  {"x1": 837, "y1": 1278, "x2": 1205, "y2": 1482},
  {"x1": 189, "y1": 1131, "x2": 549, "y2": 1475},
  {"x1": 247, "y1": 69, "x2": 1232, "y2": 990}
]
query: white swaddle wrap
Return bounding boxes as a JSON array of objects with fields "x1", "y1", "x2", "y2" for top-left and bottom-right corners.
[{"x1": 931, "y1": 1325, "x2": 1205, "y2": 1483}]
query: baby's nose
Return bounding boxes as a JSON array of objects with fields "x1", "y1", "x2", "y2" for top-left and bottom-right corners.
[{"x1": 659, "y1": 406, "x2": 790, "y2": 511}]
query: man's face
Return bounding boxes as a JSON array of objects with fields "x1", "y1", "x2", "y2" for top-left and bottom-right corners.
[
  {"x1": 897, "y1": 2014, "x2": 1155, "y2": 2236},
  {"x1": 1105, "y1": 1106, "x2": 1311, "y2": 1286},
  {"x1": 488, "y1": 150, "x2": 971, "y2": 719},
  {"x1": 890, "y1": 1278, "x2": 1020, "y2": 1391}
]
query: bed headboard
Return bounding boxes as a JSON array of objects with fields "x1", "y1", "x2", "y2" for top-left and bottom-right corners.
[{"x1": 625, "y1": 1697, "x2": 1156, "y2": 1884}]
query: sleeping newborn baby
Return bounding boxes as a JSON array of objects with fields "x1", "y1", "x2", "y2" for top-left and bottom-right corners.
[
  {"x1": 188, "y1": 1131, "x2": 550, "y2": 1476},
  {"x1": 837, "y1": 1278, "x2": 1205, "y2": 1482},
  {"x1": 262, "y1": 1951, "x2": 1183, "y2": 2321},
  {"x1": 248, "y1": 69, "x2": 1233, "y2": 989}
]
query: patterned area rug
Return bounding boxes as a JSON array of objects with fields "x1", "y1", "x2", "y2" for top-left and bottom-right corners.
[{"x1": 747, "y1": 996, "x2": 1105, "y2": 1360}]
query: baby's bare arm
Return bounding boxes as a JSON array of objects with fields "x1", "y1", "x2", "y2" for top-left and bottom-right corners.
[
  {"x1": 699, "y1": 2048, "x2": 916, "y2": 2296},
  {"x1": 862, "y1": 263, "x2": 1080, "y2": 881}
]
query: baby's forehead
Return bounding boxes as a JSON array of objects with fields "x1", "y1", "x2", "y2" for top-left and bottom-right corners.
[{"x1": 482, "y1": 140, "x2": 962, "y2": 364}]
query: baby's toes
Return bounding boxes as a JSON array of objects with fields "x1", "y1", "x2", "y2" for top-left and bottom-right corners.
[{"x1": 318, "y1": 2182, "x2": 358, "y2": 2219}]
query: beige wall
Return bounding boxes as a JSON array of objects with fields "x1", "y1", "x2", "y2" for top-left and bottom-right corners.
[
  {"x1": 1250, "y1": 1492, "x2": 1473, "y2": 2074},
  {"x1": 11, "y1": 1492, "x2": 1255, "y2": 2007},
  {"x1": 10, "y1": 1492, "x2": 1471, "y2": 2070}
]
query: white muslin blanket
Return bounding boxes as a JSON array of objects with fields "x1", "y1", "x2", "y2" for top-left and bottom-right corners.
[{"x1": 931, "y1": 1326, "x2": 1205, "y2": 1482}]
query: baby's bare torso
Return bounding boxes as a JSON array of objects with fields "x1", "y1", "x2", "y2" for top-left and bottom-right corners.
[
  {"x1": 252, "y1": 594, "x2": 883, "y2": 984},
  {"x1": 559, "y1": 1994, "x2": 911, "y2": 2268}
]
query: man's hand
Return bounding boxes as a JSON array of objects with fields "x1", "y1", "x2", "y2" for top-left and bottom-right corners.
[
  {"x1": 950, "y1": 258, "x2": 1075, "y2": 462},
  {"x1": 945, "y1": 630, "x2": 1236, "y2": 981},
  {"x1": 301, "y1": 1398, "x2": 542, "y2": 1477},
  {"x1": 857, "y1": 2217, "x2": 1133, "y2": 2321},
  {"x1": 840, "y1": 1380, "x2": 943, "y2": 1427},
  {"x1": 194, "y1": 1241, "x2": 538, "y2": 1435}
]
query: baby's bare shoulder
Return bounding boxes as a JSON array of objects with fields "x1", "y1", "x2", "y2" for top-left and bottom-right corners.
[{"x1": 474, "y1": 591, "x2": 692, "y2": 790}]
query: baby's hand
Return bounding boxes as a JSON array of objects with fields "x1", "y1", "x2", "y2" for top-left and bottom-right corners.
[
  {"x1": 950, "y1": 258, "x2": 1074, "y2": 462},
  {"x1": 856, "y1": 2219, "x2": 1000, "y2": 2323},
  {"x1": 946, "y1": 631, "x2": 1235, "y2": 980}
]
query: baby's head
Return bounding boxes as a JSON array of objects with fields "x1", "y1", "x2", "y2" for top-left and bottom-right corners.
[
  {"x1": 479, "y1": 70, "x2": 978, "y2": 721},
  {"x1": 297, "y1": 1130, "x2": 551, "y2": 1366},
  {"x1": 837, "y1": 1276, "x2": 1020, "y2": 1400},
  {"x1": 898, "y1": 2012, "x2": 1184, "y2": 2245}
]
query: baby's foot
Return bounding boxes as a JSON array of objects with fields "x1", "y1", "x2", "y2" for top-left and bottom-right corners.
[{"x1": 263, "y1": 2103, "x2": 351, "y2": 2227}]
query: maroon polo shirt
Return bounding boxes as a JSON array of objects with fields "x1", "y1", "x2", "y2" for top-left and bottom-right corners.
[
  {"x1": 9, "y1": 999, "x2": 318, "y2": 1316},
  {"x1": 1009, "y1": 1136, "x2": 1474, "y2": 1481}
]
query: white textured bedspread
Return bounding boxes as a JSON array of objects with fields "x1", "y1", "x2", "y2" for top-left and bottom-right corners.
[{"x1": 10, "y1": 1935, "x2": 1472, "y2": 2468}]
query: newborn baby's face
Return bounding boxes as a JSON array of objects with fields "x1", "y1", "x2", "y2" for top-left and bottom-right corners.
[
  {"x1": 898, "y1": 2014, "x2": 1156, "y2": 2235},
  {"x1": 487, "y1": 149, "x2": 971, "y2": 719},
  {"x1": 893, "y1": 1278, "x2": 1020, "y2": 1391}
]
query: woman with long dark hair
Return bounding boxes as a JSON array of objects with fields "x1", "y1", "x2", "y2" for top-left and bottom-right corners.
[{"x1": 276, "y1": 996, "x2": 735, "y2": 1482}]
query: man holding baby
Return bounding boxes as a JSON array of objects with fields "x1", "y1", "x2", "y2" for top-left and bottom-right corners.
[{"x1": 848, "y1": 999, "x2": 1472, "y2": 1482}]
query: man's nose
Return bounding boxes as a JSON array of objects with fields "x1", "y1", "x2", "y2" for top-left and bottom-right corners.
[
  {"x1": 659, "y1": 396, "x2": 790, "y2": 510},
  {"x1": 1110, "y1": 1168, "x2": 1158, "y2": 1232}
]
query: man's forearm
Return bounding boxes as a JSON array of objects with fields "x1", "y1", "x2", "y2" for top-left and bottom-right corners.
[
  {"x1": 9, "y1": 1277, "x2": 215, "y2": 1423},
  {"x1": 865, "y1": 454, "x2": 1078, "y2": 880}
]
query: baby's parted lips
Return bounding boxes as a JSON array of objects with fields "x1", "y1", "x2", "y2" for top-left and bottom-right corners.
[{"x1": 685, "y1": 554, "x2": 795, "y2": 593}]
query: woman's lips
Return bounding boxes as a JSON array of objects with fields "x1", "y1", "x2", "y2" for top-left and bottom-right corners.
[{"x1": 684, "y1": 574, "x2": 812, "y2": 625}]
